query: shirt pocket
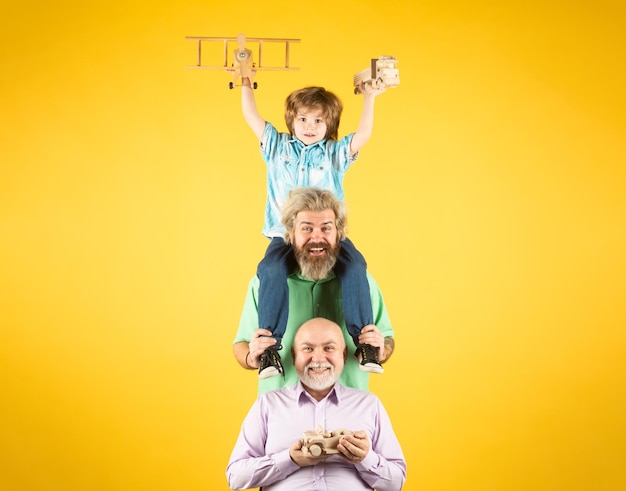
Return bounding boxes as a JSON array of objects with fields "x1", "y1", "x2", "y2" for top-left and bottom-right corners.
[
  {"x1": 309, "y1": 160, "x2": 332, "y2": 186},
  {"x1": 280, "y1": 154, "x2": 298, "y2": 167}
]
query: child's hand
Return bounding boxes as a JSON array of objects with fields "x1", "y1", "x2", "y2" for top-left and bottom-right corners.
[
  {"x1": 241, "y1": 75, "x2": 256, "y2": 87},
  {"x1": 358, "y1": 81, "x2": 387, "y2": 97}
]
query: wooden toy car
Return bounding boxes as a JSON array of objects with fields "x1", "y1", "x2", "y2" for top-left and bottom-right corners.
[
  {"x1": 353, "y1": 56, "x2": 400, "y2": 94},
  {"x1": 301, "y1": 426, "x2": 354, "y2": 457}
]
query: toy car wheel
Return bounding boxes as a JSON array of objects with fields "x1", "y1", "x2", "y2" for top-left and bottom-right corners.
[
  {"x1": 253, "y1": 82, "x2": 258, "y2": 89},
  {"x1": 229, "y1": 82, "x2": 234, "y2": 89},
  {"x1": 309, "y1": 443, "x2": 323, "y2": 457}
]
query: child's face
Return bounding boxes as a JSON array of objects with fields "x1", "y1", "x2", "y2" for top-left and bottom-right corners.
[{"x1": 293, "y1": 107, "x2": 327, "y2": 146}]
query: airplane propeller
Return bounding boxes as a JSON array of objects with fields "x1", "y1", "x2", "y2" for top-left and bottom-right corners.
[{"x1": 236, "y1": 33, "x2": 252, "y2": 79}]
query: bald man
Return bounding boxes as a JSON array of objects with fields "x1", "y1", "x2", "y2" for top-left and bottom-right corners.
[{"x1": 227, "y1": 318, "x2": 406, "y2": 491}]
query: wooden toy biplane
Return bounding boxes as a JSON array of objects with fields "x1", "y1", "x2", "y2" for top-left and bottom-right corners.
[{"x1": 185, "y1": 33, "x2": 300, "y2": 89}]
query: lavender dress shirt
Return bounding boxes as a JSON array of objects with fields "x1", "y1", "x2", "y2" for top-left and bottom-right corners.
[{"x1": 226, "y1": 382, "x2": 406, "y2": 490}]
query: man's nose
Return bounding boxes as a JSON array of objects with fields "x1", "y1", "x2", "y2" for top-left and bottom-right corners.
[
  {"x1": 312, "y1": 350, "x2": 325, "y2": 362},
  {"x1": 311, "y1": 230, "x2": 324, "y2": 241}
]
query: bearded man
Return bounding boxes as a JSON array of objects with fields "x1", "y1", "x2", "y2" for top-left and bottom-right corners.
[
  {"x1": 227, "y1": 318, "x2": 406, "y2": 491},
  {"x1": 233, "y1": 187, "x2": 396, "y2": 394}
]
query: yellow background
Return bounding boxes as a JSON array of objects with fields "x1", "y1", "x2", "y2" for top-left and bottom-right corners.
[{"x1": 1, "y1": 1, "x2": 625, "y2": 489}]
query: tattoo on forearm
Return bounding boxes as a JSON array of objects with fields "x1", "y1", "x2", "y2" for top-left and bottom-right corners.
[{"x1": 384, "y1": 337, "x2": 395, "y2": 357}]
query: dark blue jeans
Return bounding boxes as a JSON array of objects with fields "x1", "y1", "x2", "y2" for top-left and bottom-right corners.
[{"x1": 256, "y1": 237, "x2": 374, "y2": 346}]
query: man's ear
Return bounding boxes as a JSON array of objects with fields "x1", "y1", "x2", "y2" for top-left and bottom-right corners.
[{"x1": 343, "y1": 347, "x2": 348, "y2": 363}]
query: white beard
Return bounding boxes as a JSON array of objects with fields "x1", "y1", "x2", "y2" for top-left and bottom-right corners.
[{"x1": 300, "y1": 362, "x2": 338, "y2": 391}]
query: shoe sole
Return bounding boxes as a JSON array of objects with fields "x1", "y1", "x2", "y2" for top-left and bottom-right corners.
[
  {"x1": 258, "y1": 367, "x2": 281, "y2": 379},
  {"x1": 358, "y1": 363, "x2": 384, "y2": 374}
]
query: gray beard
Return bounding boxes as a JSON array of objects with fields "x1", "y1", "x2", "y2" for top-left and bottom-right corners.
[
  {"x1": 294, "y1": 242, "x2": 340, "y2": 280},
  {"x1": 300, "y1": 363, "x2": 338, "y2": 391}
]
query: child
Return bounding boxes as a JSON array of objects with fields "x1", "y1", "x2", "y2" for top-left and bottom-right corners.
[{"x1": 240, "y1": 78, "x2": 386, "y2": 379}]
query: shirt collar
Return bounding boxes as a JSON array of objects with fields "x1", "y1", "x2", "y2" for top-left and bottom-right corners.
[
  {"x1": 287, "y1": 136, "x2": 327, "y2": 150},
  {"x1": 289, "y1": 269, "x2": 337, "y2": 283},
  {"x1": 296, "y1": 381, "x2": 342, "y2": 406}
]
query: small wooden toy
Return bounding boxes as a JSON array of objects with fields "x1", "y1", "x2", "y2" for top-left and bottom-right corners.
[
  {"x1": 301, "y1": 426, "x2": 354, "y2": 457},
  {"x1": 185, "y1": 33, "x2": 301, "y2": 89},
  {"x1": 353, "y1": 56, "x2": 400, "y2": 94},
  {"x1": 228, "y1": 33, "x2": 255, "y2": 89}
]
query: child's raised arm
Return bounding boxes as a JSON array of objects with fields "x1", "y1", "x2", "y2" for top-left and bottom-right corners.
[
  {"x1": 349, "y1": 82, "x2": 386, "y2": 156},
  {"x1": 241, "y1": 77, "x2": 266, "y2": 141}
]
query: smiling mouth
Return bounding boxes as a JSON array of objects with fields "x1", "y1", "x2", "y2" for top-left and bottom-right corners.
[{"x1": 308, "y1": 247, "x2": 326, "y2": 256}]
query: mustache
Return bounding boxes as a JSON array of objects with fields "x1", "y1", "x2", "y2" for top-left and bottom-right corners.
[
  {"x1": 305, "y1": 362, "x2": 333, "y2": 370},
  {"x1": 303, "y1": 241, "x2": 330, "y2": 251},
  {"x1": 294, "y1": 240, "x2": 340, "y2": 281}
]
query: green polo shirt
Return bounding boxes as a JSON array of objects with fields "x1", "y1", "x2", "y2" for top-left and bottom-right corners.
[{"x1": 234, "y1": 270, "x2": 394, "y2": 394}]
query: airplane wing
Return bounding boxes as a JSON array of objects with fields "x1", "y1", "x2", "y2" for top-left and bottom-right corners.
[{"x1": 185, "y1": 34, "x2": 300, "y2": 71}]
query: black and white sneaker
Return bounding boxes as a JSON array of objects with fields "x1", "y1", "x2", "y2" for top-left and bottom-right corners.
[
  {"x1": 355, "y1": 344, "x2": 384, "y2": 374},
  {"x1": 258, "y1": 346, "x2": 284, "y2": 379}
]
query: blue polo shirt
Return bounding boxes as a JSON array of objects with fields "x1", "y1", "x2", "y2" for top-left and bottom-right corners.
[{"x1": 260, "y1": 122, "x2": 358, "y2": 238}]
